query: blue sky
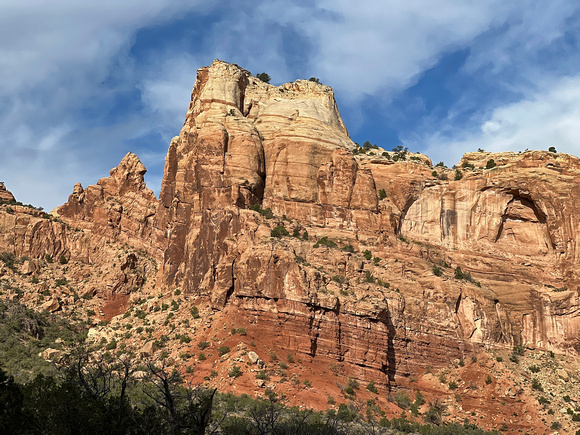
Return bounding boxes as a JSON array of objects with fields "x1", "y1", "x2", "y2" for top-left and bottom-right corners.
[{"x1": 2, "y1": 1, "x2": 580, "y2": 210}]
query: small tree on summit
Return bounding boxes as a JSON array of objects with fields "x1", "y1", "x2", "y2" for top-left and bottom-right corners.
[
  {"x1": 548, "y1": 146, "x2": 557, "y2": 153},
  {"x1": 485, "y1": 159, "x2": 496, "y2": 169},
  {"x1": 256, "y1": 73, "x2": 271, "y2": 83}
]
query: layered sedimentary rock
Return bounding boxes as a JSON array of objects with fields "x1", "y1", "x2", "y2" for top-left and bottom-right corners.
[
  {"x1": 145, "y1": 60, "x2": 573, "y2": 386},
  {"x1": 0, "y1": 183, "x2": 15, "y2": 202},
  {"x1": 7, "y1": 60, "x2": 580, "y2": 391},
  {"x1": 56, "y1": 152, "x2": 164, "y2": 259}
]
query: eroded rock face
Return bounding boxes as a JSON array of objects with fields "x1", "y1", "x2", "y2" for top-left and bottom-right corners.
[
  {"x1": 147, "y1": 61, "x2": 580, "y2": 387},
  {"x1": 0, "y1": 183, "x2": 15, "y2": 203},
  {"x1": 56, "y1": 152, "x2": 164, "y2": 257},
  {"x1": 4, "y1": 61, "x2": 580, "y2": 395}
]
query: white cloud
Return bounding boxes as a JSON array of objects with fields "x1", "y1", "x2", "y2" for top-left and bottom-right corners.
[
  {"x1": 415, "y1": 75, "x2": 580, "y2": 165},
  {"x1": 0, "y1": 1, "x2": 214, "y2": 210},
  {"x1": 2, "y1": 0, "x2": 580, "y2": 211}
]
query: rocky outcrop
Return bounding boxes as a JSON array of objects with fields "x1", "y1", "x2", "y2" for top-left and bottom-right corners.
[
  {"x1": 56, "y1": 152, "x2": 164, "y2": 258},
  {"x1": 0, "y1": 182, "x2": 15, "y2": 203},
  {"x1": 4, "y1": 60, "x2": 580, "y2": 397}
]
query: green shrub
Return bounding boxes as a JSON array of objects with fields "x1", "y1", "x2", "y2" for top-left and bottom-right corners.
[
  {"x1": 217, "y1": 346, "x2": 230, "y2": 356},
  {"x1": 394, "y1": 391, "x2": 411, "y2": 409},
  {"x1": 134, "y1": 310, "x2": 147, "y2": 319},
  {"x1": 249, "y1": 204, "x2": 274, "y2": 219},
  {"x1": 105, "y1": 339, "x2": 117, "y2": 350},
  {"x1": 255, "y1": 371, "x2": 269, "y2": 380},
  {"x1": 485, "y1": 375, "x2": 492, "y2": 385},
  {"x1": 432, "y1": 265, "x2": 443, "y2": 276},
  {"x1": 198, "y1": 353, "x2": 206, "y2": 361},
  {"x1": 531, "y1": 378, "x2": 543, "y2": 391},
  {"x1": 256, "y1": 72, "x2": 271, "y2": 83},
  {"x1": 528, "y1": 364, "x2": 540, "y2": 373},
  {"x1": 485, "y1": 159, "x2": 496, "y2": 169},
  {"x1": 378, "y1": 189, "x2": 387, "y2": 200},
  {"x1": 366, "y1": 380, "x2": 378, "y2": 393},
  {"x1": 448, "y1": 380, "x2": 458, "y2": 390},
  {"x1": 341, "y1": 244, "x2": 355, "y2": 253},
  {"x1": 363, "y1": 250, "x2": 372, "y2": 260},
  {"x1": 538, "y1": 396, "x2": 550, "y2": 405},
  {"x1": 316, "y1": 237, "x2": 337, "y2": 248},
  {"x1": 332, "y1": 275, "x2": 345, "y2": 284},
  {"x1": 198, "y1": 341, "x2": 210, "y2": 350},
  {"x1": 454, "y1": 170, "x2": 463, "y2": 180},
  {"x1": 228, "y1": 365, "x2": 242, "y2": 378},
  {"x1": 191, "y1": 306, "x2": 200, "y2": 319},
  {"x1": 59, "y1": 255, "x2": 68, "y2": 265},
  {"x1": 271, "y1": 225, "x2": 289, "y2": 238},
  {"x1": 548, "y1": 146, "x2": 557, "y2": 153}
]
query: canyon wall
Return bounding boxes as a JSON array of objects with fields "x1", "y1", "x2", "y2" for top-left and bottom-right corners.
[{"x1": 4, "y1": 60, "x2": 580, "y2": 389}]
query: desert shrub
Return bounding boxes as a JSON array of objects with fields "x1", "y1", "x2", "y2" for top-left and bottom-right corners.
[
  {"x1": 538, "y1": 396, "x2": 550, "y2": 405},
  {"x1": 198, "y1": 341, "x2": 210, "y2": 350},
  {"x1": 332, "y1": 275, "x2": 345, "y2": 284},
  {"x1": 366, "y1": 380, "x2": 378, "y2": 393},
  {"x1": 217, "y1": 346, "x2": 230, "y2": 356},
  {"x1": 198, "y1": 353, "x2": 206, "y2": 361},
  {"x1": 394, "y1": 391, "x2": 411, "y2": 409},
  {"x1": 528, "y1": 364, "x2": 540, "y2": 373},
  {"x1": 378, "y1": 189, "x2": 387, "y2": 200},
  {"x1": 228, "y1": 365, "x2": 242, "y2": 378},
  {"x1": 256, "y1": 72, "x2": 271, "y2": 83},
  {"x1": 363, "y1": 250, "x2": 372, "y2": 260},
  {"x1": 531, "y1": 378, "x2": 543, "y2": 391},
  {"x1": 364, "y1": 271, "x2": 376, "y2": 284},
  {"x1": 448, "y1": 380, "x2": 458, "y2": 390},
  {"x1": 191, "y1": 306, "x2": 200, "y2": 319},
  {"x1": 255, "y1": 371, "x2": 269, "y2": 380},
  {"x1": 59, "y1": 255, "x2": 68, "y2": 265},
  {"x1": 270, "y1": 225, "x2": 289, "y2": 238},
  {"x1": 316, "y1": 237, "x2": 337, "y2": 248},
  {"x1": 341, "y1": 244, "x2": 355, "y2": 253},
  {"x1": 485, "y1": 375, "x2": 492, "y2": 385},
  {"x1": 432, "y1": 265, "x2": 443, "y2": 276},
  {"x1": 486, "y1": 159, "x2": 496, "y2": 169},
  {"x1": 249, "y1": 204, "x2": 274, "y2": 219},
  {"x1": 454, "y1": 170, "x2": 463, "y2": 180}
]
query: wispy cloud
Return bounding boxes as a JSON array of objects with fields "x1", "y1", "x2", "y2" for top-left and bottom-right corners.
[
  {"x1": 414, "y1": 75, "x2": 580, "y2": 165},
  {"x1": 2, "y1": 0, "x2": 580, "y2": 210}
]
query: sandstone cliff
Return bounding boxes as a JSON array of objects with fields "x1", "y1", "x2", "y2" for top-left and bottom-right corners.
[{"x1": 2, "y1": 61, "x2": 580, "y2": 429}]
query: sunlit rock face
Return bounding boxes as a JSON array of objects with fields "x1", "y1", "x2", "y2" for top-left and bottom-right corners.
[{"x1": 5, "y1": 61, "x2": 580, "y2": 393}]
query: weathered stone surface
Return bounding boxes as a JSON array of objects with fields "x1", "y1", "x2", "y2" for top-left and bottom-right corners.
[
  {"x1": 0, "y1": 182, "x2": 15, "y2": 202},
  {"x1": 56, "y1": 152, "x2": 163, "y2": 256},
  {"x1": 3, "y1": 61, "x2": 580, "y2": 409}
]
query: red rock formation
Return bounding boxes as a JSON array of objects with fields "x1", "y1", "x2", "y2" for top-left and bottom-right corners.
[
  {"x1": 0, "y1": 182, "x2": 15, "y2": 203},
  {"x1": 4, "y1": 60, "x2": 580, "y2": 400}
]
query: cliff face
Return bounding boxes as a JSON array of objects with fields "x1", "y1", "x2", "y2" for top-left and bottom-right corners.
[
  {"x1": 138, "y1": 60, "x2": 580, "y2": 383},
  {"x1": 5, "y1": 60, "x2": 580, "y2": 394}
]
